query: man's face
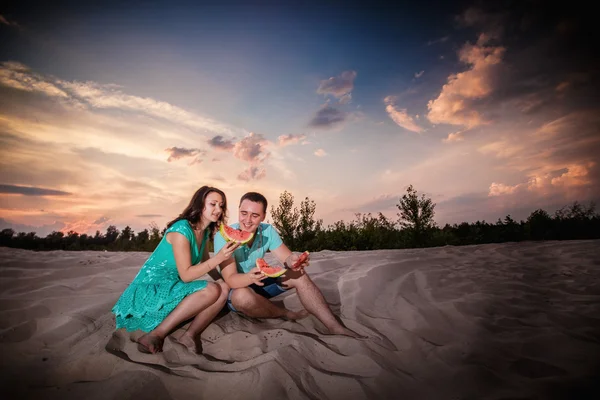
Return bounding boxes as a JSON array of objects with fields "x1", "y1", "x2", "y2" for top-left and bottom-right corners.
[{"x1": 238, "y1": 199, "x2": 265, "y2": 233}]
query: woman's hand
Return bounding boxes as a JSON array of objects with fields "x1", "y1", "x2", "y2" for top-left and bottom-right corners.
[
  {"x1": 216, "y1": 241, "x2": 240, "y2": 264},
  {"x1": 247, "y1": 266, "x2": 266, "y2": 286}
]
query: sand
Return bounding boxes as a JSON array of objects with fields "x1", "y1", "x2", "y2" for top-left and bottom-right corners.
[{"x1": 1, "y1": 240, "x2": 599, "y2": 399}]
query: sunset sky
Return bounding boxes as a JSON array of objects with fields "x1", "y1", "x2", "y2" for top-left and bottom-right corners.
[{"x1": 1, "y1": 0, "x2": 598, "y2": 237}]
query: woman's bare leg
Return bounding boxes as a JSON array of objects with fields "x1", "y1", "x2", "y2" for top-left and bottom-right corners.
[
  {"x1": 137, "y1": 282, "x2": 221, "y2": 353},
  {"x1": 175, "y1": 280, "x2": 230, "y2": 353}
]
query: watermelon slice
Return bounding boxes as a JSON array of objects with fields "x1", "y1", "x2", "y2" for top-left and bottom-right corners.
[
  {"x1": 292, "y1": 251, "x2": 310, "y2": 269},
  {"x1": 256, "y1": 258, "x2": 286, "y2": 278},
  {"x1": 220, "y1": 224, "x2": 254, "y2": 245}
]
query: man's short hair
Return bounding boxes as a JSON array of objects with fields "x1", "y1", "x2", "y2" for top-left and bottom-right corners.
[{"x1": 240, "y1": 192, "x2": 268, "y2": 213}]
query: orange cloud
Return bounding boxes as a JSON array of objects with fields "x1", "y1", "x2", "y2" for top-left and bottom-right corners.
[
  {"x1": 384, "y1": 96, "x2": 423, "y2": 133},
  {"x1": 60, "y1": 218, "x2": 112, "y2": 235},
  {"x1": 278, "y1": 134, "x2": 307, "y2": 147},
  {"x1": 488, "y1": 182, "x2": 522, "y2": 197},
  {"x1": 443, "y1": 131, "x2": 465, "y2": 143},
  {"x1": 427, "y1": 35, "x2": 504, "y2": 128}
]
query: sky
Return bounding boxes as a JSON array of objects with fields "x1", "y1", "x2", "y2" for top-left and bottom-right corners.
[{"x1": 1, "y1": 0, "x2": 598, "y2": 237}]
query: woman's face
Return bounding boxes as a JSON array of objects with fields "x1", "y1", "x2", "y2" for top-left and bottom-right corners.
[{"x1": 202, "y1": 191, "x2": 225, "y2": 223}]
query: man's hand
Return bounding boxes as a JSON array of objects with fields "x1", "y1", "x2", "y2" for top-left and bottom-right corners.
[
  {"x1": 247, "y1": 266, "x2": 267, "y2": 286},
  {"x1": 286, "y1": 253, "x2": 309, "y2": 271}
]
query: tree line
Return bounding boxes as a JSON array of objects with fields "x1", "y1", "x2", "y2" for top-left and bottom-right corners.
[
  {"x1": 0, "y1": 223, "x2": 165, "y2": 252},
  {"x1": 270, "y1": 185, "x2": 600, "y2": 251},
  {"x1": 1, "y1": 186, "x2": 599, "y2": 252}
]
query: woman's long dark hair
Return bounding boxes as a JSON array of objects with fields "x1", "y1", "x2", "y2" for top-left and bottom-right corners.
[{"x1": 166, "y1": 186, "x2": 227, "y2": 240}]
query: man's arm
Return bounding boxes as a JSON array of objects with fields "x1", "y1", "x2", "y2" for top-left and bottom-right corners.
[
  {"x1": 220, "y1": 256, "x2": 266, "y2": 288},
  {"x1": 271, "y1": 243, "x2": 292, "y2": 265},
  {"x1": 272, "y1": 243, "x2": 309, "y2": 271}
]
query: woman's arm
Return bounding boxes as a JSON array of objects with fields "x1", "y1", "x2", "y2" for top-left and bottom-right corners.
[{"x1": 168, "y1": 232, "x2": 237, "y2": 283}]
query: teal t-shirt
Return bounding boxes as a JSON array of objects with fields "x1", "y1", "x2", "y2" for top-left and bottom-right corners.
[{"x1": 214, "y1": 222, "x2": 283, "y2": 273}]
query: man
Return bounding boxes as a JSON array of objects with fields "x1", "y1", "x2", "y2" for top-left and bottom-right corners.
[{"x1": 215, "y1": 192, "x2": 362, "y2": 337}]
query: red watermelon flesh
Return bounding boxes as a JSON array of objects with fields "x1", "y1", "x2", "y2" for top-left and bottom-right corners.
[
  {"x1": 220, "y1": 224, "x2": 254, "y2": 244},
  {"x1": 293, "y1": 251, "x2": 310, "y2": 269},
  {"x1": 256, "y1": 258, "x2": 286, "y2": 278}
]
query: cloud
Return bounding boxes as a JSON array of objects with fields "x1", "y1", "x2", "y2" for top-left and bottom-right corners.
[
  {"x1": 0, "y1": 15, "x2": 20, "y2": 28},
  {"x1": 93, "y1": 216, "x2": 110, "y2": 225},
  {"x1": 427, "y1": 35, "x2": 505, "y2": 128},
  {"x1": 0, "y1": 62, "x2": 69, "y2": 98},
  {"x1": 317, "y1": 71, "x2": 357, "y2": 103},
  {"x1": 209, "y1": 175, "x2": 226, "y2": 182},
  {"x1": 480, "y1": 110, "x2": 600, "y2": 202},
  {"x1": 309, "y1": 105, "x2": 346, "y2": 128},
  {"x1": 414, "y1": 70, "x2": 425, "y2": 79},
  {"x1": 0, "y1": 62, "x2": 234, "y2": 136},
  {"x1": 278, "y1": 134, "x2": 307, "y2": 147},
  {"x1": 555, "y1": 81, "x2": 570, "y2": 93},
  {"x1": 488, "y1": 162, "x2": 596, "y2": 200},
  {"x1": 59, "y1": 219, "x2": 113, "y2": 235},
  {"x1": 443, "y1": 131, "x2": 465, "y2": 142},
  {"x1": 314, "y1": 149, "x2": 327, "y2": 157},
  {"x1": 488, "y1": 182, "x2": 522, "y2": 197},
  {"x1": 208, "y1": 135, "x2": 235, "y2": 150},
  {"x1": 227, "y1": 132, "x2": 271, "y2": 181},
  {"x1": 136, "y1": 214, "x2": 163, "y2": 218},
  {"x1": 0, "y1": 63, "x2": 243, "y2": 234},
  {"x1": 164, "y1": 147, "x2": 206, "y2": 163},
  {"x1": 237, "y1": 166, "x2": 266, "y2": 182},
  {"x1": 232, "y1": 132, "x2": 269, "y2": 163},
  {"x1": 427, "y1": 36, "x2": 449, "y2": 46},
  {"x1": 384, "y1": 96, "x2": 423, "y2": 133},
  {"x1": 456, "y1": 7, "x2": 504, "y2": 41},
  {"x1": 0, "y1": 184, "x2": 71, "y2": 196}
]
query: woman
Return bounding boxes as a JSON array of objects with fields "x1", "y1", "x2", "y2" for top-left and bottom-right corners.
[{"x1": 112, "y1": 186, "x2": 239, "y2": 354}]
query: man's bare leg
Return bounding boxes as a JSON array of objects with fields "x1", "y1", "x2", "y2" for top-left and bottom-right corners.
[
  {"x1": 282, "y1": 271, "x2": 365, "y2": 338},
  {"x1": 230, "y1": 287, "x2": 308, "y2": 320}
]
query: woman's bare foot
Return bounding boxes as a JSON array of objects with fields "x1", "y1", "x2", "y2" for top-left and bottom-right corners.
[
  {"x1": 284, "y1": 309, "x2": 310, "y2": 321},
  {"x1": 137, "y1": 333, "x2": 164, "y2": 354},
  {"x1": 173, "y1": 333, "x2": 203, "y2": 354}
]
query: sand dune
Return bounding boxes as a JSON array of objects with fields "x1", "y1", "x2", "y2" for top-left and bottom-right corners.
[{"x1": 1, "y1": 241, "x2": 599, "y2": 399}]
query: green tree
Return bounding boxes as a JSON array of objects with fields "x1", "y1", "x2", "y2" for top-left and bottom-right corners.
[
  {"x1": 117, "y1": 226, "x2": 134, "y2": 250},
  {"x1": 526, "y1": 209, "x2": 553, "y2": 240},
  {"x1": 135, "y1": 229, "x2": 150, "y2": 250},
  {"x1": 396, "y1": 185, "x2": 436, "y2": 247},
  {"x1": 296, "y1": 196, "x2": 322, "y2": 250},
  {"x1": 0, "y1": 228, "x2": 15, "y2": 247},
  {"x1": 148, "y1": 223, "x2": 163, "y2": 251},
  {"x1": 270, "y1": 191, "x2": 299, "y2": 249},
  {"x1": 105, "y1": 225, "x2": 120, "y2": 247}
]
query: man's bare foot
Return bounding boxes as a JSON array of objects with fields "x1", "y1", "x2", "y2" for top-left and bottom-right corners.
[
  {"x1": 329, "y1": 326, "x2": 368, "y2": 339},
  {"x1": 137, "y1": 333, "x2": 164, "y2": 354},
  {"x1": 284, "y1": 309, "x2": 310, "y2": 321},
  {"x1": 173, "y1": 333, "x2": 203, "y2": 354}
]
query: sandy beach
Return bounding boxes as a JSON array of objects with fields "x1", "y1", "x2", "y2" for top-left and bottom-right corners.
[{"x1": 1, "y1": 240, "x2": 599, "y2": 399}]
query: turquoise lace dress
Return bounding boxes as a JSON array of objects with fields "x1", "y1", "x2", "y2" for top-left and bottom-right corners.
[{"x1": 112, "y1": 220, "x2": 209, "y2": 332}]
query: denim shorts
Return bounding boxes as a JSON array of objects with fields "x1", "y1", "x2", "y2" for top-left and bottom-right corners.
[{"x1": 226, "y1": 277, "x2": 287, "y2": 313}]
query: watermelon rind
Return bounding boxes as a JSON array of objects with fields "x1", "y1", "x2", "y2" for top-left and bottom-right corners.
[
  {"x1": 220, "y1": 224, "x2": 254, "y2": 245},
  {"x1": 256, "y1": 258, "x2": 287, "y2": 278}
]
